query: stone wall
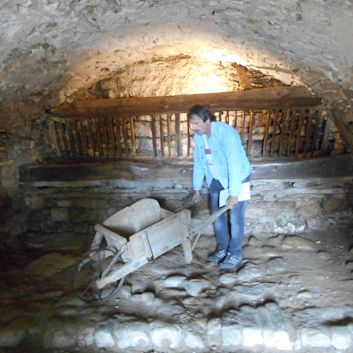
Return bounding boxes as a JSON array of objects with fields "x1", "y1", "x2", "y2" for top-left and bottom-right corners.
[{"x1": 20, "y1": 157, "x2": 353, "y2": 245}]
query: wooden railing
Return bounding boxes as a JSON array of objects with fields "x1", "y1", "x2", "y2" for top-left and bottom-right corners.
[{"x1": 42, "y1": 107, "x2": 335, "y2": 161}]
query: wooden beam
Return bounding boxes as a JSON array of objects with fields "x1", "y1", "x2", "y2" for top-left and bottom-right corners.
[
  {"x1": 54, "y1": 86, "x2": 321, "y2": 119},
  {"x1": 19, "y1": 155, "x2": 353, "y2": 183}
]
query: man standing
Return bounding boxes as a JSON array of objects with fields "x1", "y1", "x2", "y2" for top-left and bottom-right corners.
[{"x1": 188, "y1": 104, "x2": 252, "y2": 270}]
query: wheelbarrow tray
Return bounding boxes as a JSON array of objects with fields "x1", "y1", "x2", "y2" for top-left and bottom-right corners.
[{"x1": 91, "y1": 199, "x2": 192, "y2": 290}]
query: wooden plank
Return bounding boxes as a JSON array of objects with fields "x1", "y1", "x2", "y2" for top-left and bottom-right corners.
[
  {"x1": 106, "y1": 116, "x2": 116, "y2": 158},
  {"x1": 63, "y1": 121, "x2": 73, "y2": 157},
  {"x1": 247, "y1": 111, "x2": 254, "y2": 156},
  {"x1": 166, "y1": 114, "x2": 172, "y2": 157},
  {"x1": 130, "y1": 116, "x2": 136, "y2": 156},
  {"x1": 114, "y1": 118, "x2": 122, "y2": 156},
  {"x1": 187, "y1": 118, "x2": 191, "y2": 157},
  {"x1": 175, "y1": 113, "x2": 181, "y2": 157},
  {"x1": 151, "y1": 115, "x2": 158, "y2": 157},
  {"x1": 77, "y1": 120, "x2": 88, "y2": 157},
  {"x1": 100, "y1": 117, "x2": 109, "y2": 158},
  {"x1": 55, "y1": 86, "x2": 322, "y2": 118},
  {"x1": 262, "y1": 111, "x2": 270, "y2": 157},
  {"x1": 85, "y1": 119, "x2": 95, "y2": 157},
  {"x1": 240, "y1": 111, "x2": 246, "y2": 143},
  {"x1": 159, "y1": 115, "x2": 165, "y2": 157},
  {"x1": 269, "y1": 111, "x2": 276, "y2": 157},
  {"x1": 47, "y1": 119, "x2": 60, "y2": 157},
  {"x1": 278, "y1": 111, "x2": 286, "y2": 156},
  {"x1": 295, "y1": 109, "x2": 305, "y2": 157},
  {"x1": 19, "y1": 154, "x2": 353, "y2": 183},
  {"x1": 321, "y1": 111, "x2": 332, "y2": 153},
  {"x1": 54, "y1": 121, "x2": 65, "y2": 154},
  {"x1": 287, "y1": 109, "x2": 295, "y2": 156},
  {"x1": 122, "y1": 118, "x2": 129, "y2": 154},
  {"x1": 303, "y1": 110, "x2": 313, "y2": 157},
  {"x1": 311, "y1": 111, "x2": 320, "y2": 156},
  {"x1": 93, "y1": 118, "x2": 103, "y2": 157}
]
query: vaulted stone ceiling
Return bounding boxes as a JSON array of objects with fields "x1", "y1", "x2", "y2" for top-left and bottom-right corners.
[{"x1": 1, "y1": 0, "x2": 353, "y2": 139}]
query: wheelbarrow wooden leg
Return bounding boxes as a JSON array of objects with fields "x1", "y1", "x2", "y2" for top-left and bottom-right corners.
[
  {"x1": 178, "y1": 212, "x2": 192, "y2": 264},
  {"x1": 91, "y1": 230, "x2": 104, "y2": 250}
]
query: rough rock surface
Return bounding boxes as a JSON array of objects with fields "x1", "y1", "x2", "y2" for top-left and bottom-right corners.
[
  {"x1": 0, "y1": 225, "x2": 352, "y2": 352},
  {"x1": 0, "y1": 0, "x2": 353, "y2": 118}
]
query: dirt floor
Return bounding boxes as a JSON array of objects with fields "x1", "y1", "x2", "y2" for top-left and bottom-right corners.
[{"x1": 0, "y1": 224, "x2": 353, "y2": 353}]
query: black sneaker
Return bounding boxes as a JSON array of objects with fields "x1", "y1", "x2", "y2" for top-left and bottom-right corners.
[
  {"x1": 208, "y1": 249, "x2": 227, "y2": 264},
  {"x1": 218, "y1": 252, "x2": 242, "y2": 270}
]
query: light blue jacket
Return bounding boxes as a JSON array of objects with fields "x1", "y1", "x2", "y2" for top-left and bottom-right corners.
[{"x1": 193, "y1": 122, "x2": 252, "y2": 197}]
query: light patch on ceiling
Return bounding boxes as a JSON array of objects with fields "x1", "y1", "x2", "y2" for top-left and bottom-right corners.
[{"x1": 60, "y1": 24, "x2": 302, "y2": 101}]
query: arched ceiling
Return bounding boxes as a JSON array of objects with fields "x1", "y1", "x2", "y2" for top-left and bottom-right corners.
[{"x1": 1, "y1": 0, "x2": 353, "y2": 129}]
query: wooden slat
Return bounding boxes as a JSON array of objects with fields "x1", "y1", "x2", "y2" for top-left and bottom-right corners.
[
  {"x1": 85, "y1": 120, "x2": 95, "y2": 157},
  {"x1": 287, "y1": 109, "x2": 295, "y2": 156},
  {"x1": 55, "y1": 121, "x2": 65, "y2": 154},
  {"x1": 295, "y1": 109, "x2": 305, "y2": 157},
  {"x1": 63, "y1": 121, "x2": 73, "y2": 157},
  {"x1": 47, "y1": 120, "x2": 60, "y2": 156},
  {"x1": 321, "y1": 112, "x2": 332, "y2": 153},
  {"x1": 278, "y1": 111, "x2": 286, "y2": 156},
  {"x1": 311, "y1": 111, "x2": 320, "y2": 156},
  {"x1": 187, "y1": 118, "x2": 191, "y2": 157},
  {"x1": 175, "y1": 113, "x2": 181, "y2": 157},
  {"x1": 241, "y1": 111, "x2": 246, "y2": 143},
  {"x1": 130, "y1": 116, "x2": 136, "y2": 155},
  {"x1": 269, "y1": 111, "x2": 276, "y2": 156},
  {"x1": 159, "y1": 115, "x2": 165, "y2": 157},
  {"x1": 93, "y1": 118, "x2": 103, "y2": 157},
  {"x1": 122, "y1": 118, "x2": 129, "y2": 155},
  {"x1": 303, "y1": 111, "x2": 313, "y2": 157},
  {"x1": 166, "y1": 114, "x2": 172, "y2": 157},
  {"x1": 100, "y1": 117, "x2": 109, "y2": 158},
  {"x1": 72, "y1": 119, "x2": 83, "y2": 157},
  {"x1": 76, "y1": 121, "x2": 88, "y2": 157},
  {"x1": 55, "y1": 86, "x2": 321, "y2": 118},
  {"x1": 247, "y1": 111, "x2": 254, "y2": 156},
  {"x1": 151, "y1": 115, "x2": 158, "y2": 157},
  {"x1": 106, "y1": 116, "x2": 116, "y2": 157},
  {"x1": 262, "y1": 111, "x2": 270, "y2": 157}
]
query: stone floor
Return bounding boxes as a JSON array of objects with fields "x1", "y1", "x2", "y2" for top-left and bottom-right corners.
[{"x1": 0, "y1": 225, "x2": 353, "y2": 353}]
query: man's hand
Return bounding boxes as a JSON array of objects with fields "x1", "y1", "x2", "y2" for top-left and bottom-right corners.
[
  {"x1": 226, "y1": 195, "x2": 238, "y2": 208},
  {"x1": 192, "y1": 191, "x2": 202, "y2": 204}
]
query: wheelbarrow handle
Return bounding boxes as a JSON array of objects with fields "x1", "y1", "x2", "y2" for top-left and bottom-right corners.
[{"x1": 189, "y1": 204, "x2": 232, "y2": 237}]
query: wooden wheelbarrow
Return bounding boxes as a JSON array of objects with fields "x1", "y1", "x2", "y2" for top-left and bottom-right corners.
[{"x1": 72, "y1": 198, "x2": 230, "y2": 304}]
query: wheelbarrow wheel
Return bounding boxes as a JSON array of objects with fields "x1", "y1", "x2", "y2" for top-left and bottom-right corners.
[{"x1": 72, "y1": 247, "x2": 125, "y2": 305}]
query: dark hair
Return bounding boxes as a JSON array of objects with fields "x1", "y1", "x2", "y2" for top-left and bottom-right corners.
[{"x1": 187, "y1": 104, "x2": 217, "y2": 122}]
